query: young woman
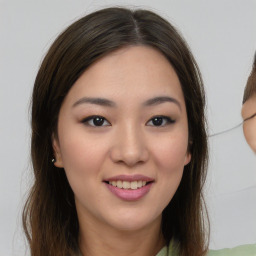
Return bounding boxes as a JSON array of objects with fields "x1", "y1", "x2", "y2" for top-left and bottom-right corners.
[
  {"x1": 242, "y1": 53, "x2": 256, "y2": 153},
  {"x1": 22, "y1": 7, "x2": 255, "y2": 256}
]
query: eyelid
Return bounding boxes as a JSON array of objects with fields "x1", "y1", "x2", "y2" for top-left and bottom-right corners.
[{"x1": 81, "y1": 115, "x2": 111, "y2": 127}]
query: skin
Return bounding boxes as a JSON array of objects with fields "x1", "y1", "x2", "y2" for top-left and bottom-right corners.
[
  {"x1": 53, "y1": 46, "x2": 191, "y2": 256},
  {"x1": 241, "y1": 94, "x2": 256, "y2": 153}
]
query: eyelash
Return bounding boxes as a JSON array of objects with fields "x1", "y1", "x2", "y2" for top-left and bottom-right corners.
[
  {"x1": 81, "y1": 115, "x2": 111, "y2": 127},
  {"x1": 81, "y1": 115, "x2": 175, "y2": 127},
  {"x1": 146, "y1": 116, "x2": 175, "y2": 126}
]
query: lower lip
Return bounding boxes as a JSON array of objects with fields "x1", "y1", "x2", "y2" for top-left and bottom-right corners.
[{"x1": 105, "y1": 182, "x2": 153, "y2": 201}]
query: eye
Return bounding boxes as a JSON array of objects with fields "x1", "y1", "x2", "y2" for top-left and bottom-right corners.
[
  {"x1": 146, "y1": 116, "x2": 175, "y2": 127},
  {"x1": 81, "y1": 115, "x2": 111, "y2": 127}
]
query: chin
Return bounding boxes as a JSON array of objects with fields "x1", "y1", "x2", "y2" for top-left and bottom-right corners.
[{"x1": 106, "y1": 210, "x2": 161, "y2": 232}]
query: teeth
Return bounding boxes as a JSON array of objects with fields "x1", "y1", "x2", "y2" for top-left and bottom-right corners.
[
  {"x1": 123, "y1": 181, "x2": 130, "y2": 189},
  {"x1": 117, "y1": 180, "x2": 122, "y2": 188},
  {"x1": 108, "y1": 180, "x2": 148, "y2": 189},
  {"x1": 131, "y1": 181, "x2": 137, "y2": 190}
]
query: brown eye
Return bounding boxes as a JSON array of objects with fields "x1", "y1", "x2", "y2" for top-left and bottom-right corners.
[
  {"x1": 92, "y1": 117, "x2": 105, "y2": 126},
  {"x1": 152, "y1": 117, "x2": 164, "y2": 126},
  {"x1": 82, "y1": 116, "x2": 111, "y2": 127},
  {"x1": 146, "y1": 116, "x2": 175, "y2": 127}
]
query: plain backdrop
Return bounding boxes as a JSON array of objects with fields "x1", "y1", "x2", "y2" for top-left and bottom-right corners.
[{"x1": 0, "y1": 0, "x2": 256, "y2": 255}]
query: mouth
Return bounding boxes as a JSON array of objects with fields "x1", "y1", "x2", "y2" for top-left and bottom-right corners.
[
  {"x1": 104, "y1": 180, "x2": 153, "y2": 190},
  {"x1": 103, "y1": 175, "x2": 154, "y2": 201}
]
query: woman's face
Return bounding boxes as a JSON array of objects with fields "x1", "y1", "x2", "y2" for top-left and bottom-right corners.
[
  {"x1": 53, "y1": 46, "x2": 191, "y2": 232},
  {"x1": 242, "y1": 94, "x2": 256, "y2": 153}
]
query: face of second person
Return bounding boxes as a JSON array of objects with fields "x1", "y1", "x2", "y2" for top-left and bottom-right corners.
[
  {"x1": 242, "y1": 94, "x2": 256, "y2": 153},
  {"x1": 53, "y1": 46, "x2": 191, "y2": 232}
]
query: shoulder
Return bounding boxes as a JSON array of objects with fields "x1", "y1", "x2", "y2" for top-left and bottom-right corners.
[
  {"x1": 158, "y1": 242, "x2": 256, "y2": 256},
  {"x1": 208, "y1": 244, "x2": 256, "y2": 256}
]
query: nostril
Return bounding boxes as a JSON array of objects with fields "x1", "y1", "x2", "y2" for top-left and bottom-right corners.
[{"x1": 109, "y1": 138, "x2": 149, "y2": 167}]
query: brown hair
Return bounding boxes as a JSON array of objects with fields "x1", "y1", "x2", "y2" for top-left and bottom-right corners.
[
  {"x1": 243, "y1": 52, "x2": 256, "y2": 104},
  {"x1": 23, "y1": 7, "x2": 209, "y2": 256}
]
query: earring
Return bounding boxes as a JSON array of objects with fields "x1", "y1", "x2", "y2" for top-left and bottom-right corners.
[{"x1": 52, "y1": 158, "x2": 56, "y2": 163}]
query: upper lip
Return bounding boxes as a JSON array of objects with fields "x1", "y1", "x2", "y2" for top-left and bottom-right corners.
[{"x1": 104, "y1": 174, "x2": 154, "y2": 182}]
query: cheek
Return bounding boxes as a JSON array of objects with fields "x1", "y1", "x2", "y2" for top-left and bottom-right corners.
[
  {"x1": 148, "y1": 135, "x2": 187, "y2": 215},
  {"x1": 58, "y1": 129, "x2": 109, "y2": 182},
  {"x1": 243, "y1": 119, "x2": 256, "y2": 152},
  {"x1": 157, "y1": 139, "x2": 186, "y2": 186},
  {"x1": 152, "y1": 132, "x2": 189, "y2": 170},
  {"x1": 150, "y1": 131, "x2": 189, "y2": 196}
]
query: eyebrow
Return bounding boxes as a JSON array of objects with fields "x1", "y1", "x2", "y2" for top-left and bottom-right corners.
[
  {"x1": 72, "y1": 97, "x2": 116, "y2": 108},
  {"x1": 143, "y1": 96, "x2": 181, "y2": 110},
  {"x1": 72, "y1": 96, "x2": 181, "y2": 110}
]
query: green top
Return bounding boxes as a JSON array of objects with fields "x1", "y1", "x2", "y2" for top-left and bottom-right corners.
[
  {"x1": 208, "y1": 244, "x2": 256, "y2": 256},
  {"x1": 156, "y1": 241, "x2": 256, "y2": 256}
]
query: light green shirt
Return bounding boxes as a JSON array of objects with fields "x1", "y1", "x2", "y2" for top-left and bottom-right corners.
[
  {"x1": 208, "y1": 244, "x2": 256, "y2": 256},
  {"x1": 156, "y1": 242, "x2": 256, "y2": 256}
]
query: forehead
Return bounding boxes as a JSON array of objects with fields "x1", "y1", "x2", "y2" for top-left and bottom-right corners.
[{"x1": 64, "y1": 46, "x2": 185, "y2": 108}]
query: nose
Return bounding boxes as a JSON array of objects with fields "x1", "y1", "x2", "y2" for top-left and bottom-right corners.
[{"x1": 110, "y1": 124, "x2": 149, "y2": 167}]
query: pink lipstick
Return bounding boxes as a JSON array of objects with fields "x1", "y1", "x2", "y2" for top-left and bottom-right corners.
[{"x1": 104, "y1": 175, "x2": 154, "y2": 201}]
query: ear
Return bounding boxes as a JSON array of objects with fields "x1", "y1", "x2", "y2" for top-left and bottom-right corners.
[
  {"x1": 52, "y1": 134, "x2": 64, "y2": 168},
  {"x1": 184, "y1": 139, "x2": 192, "y2": 166},
  {"x1": 184, "y1": 151, "x2": 191, "y2": 166}
]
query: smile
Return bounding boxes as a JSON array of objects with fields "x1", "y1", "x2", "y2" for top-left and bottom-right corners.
[
  {"x1": 107, "y1": 180, "x2": 147, "y2": 190},
  {"x1": 104, "y1": 175, "x2": 154, "y2": 201}
]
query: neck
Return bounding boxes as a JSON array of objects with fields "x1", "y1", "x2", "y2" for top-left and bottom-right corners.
[{"x1": 78, "y1": 214, "x2": 165, "y2": 256}]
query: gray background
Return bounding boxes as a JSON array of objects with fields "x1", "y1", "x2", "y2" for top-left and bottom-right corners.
[{"x1": 0, "y1": 0, "x2": 255, "y2": 255}]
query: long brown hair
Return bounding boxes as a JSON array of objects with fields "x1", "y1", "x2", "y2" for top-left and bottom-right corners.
[{"x1": 23, "y1": 7, "x2": 209, "y2": 256}]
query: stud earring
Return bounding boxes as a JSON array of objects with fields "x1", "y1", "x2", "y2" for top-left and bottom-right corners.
[{"x1": 51, "y1": 158, "x2": 56, "y2": 163}]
